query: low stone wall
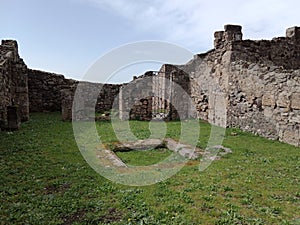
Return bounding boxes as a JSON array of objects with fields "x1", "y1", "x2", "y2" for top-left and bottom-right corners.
[
  {"x1": 28, "y1": 70, "x2": 121, "y2": 118},
  {"x1": 61, "y1": 82, "x2": 121, "y2": 121},
  {"x1": 28, "y1": 69, "x2": 76, "y2": 112}
]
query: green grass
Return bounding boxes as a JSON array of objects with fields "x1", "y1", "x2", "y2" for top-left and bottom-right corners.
[
  {"x1": 115, "y1": 148, "x2": 173, "y2": 166},
  {"x1": 0, "y1": 112, "x2": 299, "y2": 224}
]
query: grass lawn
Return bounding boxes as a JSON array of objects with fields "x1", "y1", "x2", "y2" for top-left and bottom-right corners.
[
  {"x1": 0, "y1": 112, "x2": 299, "y2": 224},
  {"x1": 115, "y1": 148, "x2": 173, "y2": 166}
]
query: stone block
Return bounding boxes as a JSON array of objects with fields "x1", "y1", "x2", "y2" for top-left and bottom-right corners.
[
  {"x1": 214, "y1": 31, "x2": 224, "y2": 48},
  {"x1": 280, "y1": 126, "x2": 299, "y2": 147},
  {"x1": 224, "y1": 24, "x2": 242, "y2": 33},
  {"x1": 224, "y1": 24, "x2": 243, "y2": 42},
  {"x1": 262, "y1": 93, "x2": 275, "y2": 107},
  {"x1": 263, "y1": 107, "x2": 273, "y2": 118},
  {"x1": 276, "y1": 91, "x2": 290, "y2": 108},
  {"x1": 286, "y1": 26, "x2": 300, "y2": 42},
  {"x1": 291, "y1": 92, "x2": 300, "y2": 109}
]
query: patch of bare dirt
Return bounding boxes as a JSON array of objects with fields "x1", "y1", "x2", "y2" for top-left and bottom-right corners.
[
  {"x1": 44, "y1": 183, "x2": 71, "y2": 194},
  {"x1": 62, "y1": 209, "x2": 87, "y2": 225}
]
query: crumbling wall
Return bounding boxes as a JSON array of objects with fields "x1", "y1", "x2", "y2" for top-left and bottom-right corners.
[
  {"x1": 61, "y1": 82, "x2": 121, "y2": 121},
  {"x1": 119, "y1": 72, "x2": 154, "y2": 120},
  {"x1": 28, "y1": 69, "x2": 76, "y2": 112},
  {"x1": 227, "y1": 62, "x2": 300, "y2": 146},
  {"x1": 157, "y1": 64, "x2": 193, "y2": 120},
  {"x1": 180, "y1": 45, "x2": 231, "y2": 127},
  {"x1": 215, "y1": 25, "x2": 300, "y2": 70},
  {"x1": 225, "y1": 26, "x2": 300, "y2": 146},
  {"x1": 28, "y1": 69, "x2": 121, "y2": 119},
  {"x1": 97, "y1": 84, "x2": 121, "y2": 113},
  {"x1": 129, "y1": 97, "x2": 153, "y2": 120},
  {"x1": 184, "y1": 25, "x2": 300, "y2": 146},
  {"x1": 120, "y1": 65, "x2": 193, "y2": 121},
  {"x1": 0, "y1": 40, "x2": 29, "y2": 130},
  {"x1": 1, "y1": 25, "x2": 299, "y2": 146}
]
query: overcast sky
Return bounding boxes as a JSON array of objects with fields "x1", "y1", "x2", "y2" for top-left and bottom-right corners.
[{"x1": 1, "y1": 0, "x2": 299, "y2": 83}]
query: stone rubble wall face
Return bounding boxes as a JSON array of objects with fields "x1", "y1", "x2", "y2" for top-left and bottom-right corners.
[
  {"x1": 182, "y1": 48, "x2": 231, "y2": 127},
  {"x1": 119, "y1": 75, "x2": 153, "y2": 121},
  {"x1": 178, "y1": 30, "x2": 300, "y2": 146},
  {"x1": 227, "y1": 61, "x2": 300, "y2": 146},
  {"x1": 28, "y1": 70, "x2": 121, "y2": 119},
  {"x1": 0, "y1": 41, "x2": 29, "y2": 130},
  {"x1": 151, "y1": 64, "x2": 189, "y2": 121},
  {"x1": 224, "y1": 36, "x2": 299, "y2": 146},
  {"x1": 124, "y1": 64, "x2": 193, "y2": 121},
  {"x1": 60, "y1": 82, "x2": 121, "y2": 121},
  {"x1": 228, "y1": 39, "x2": 300, "y2": 70},
  {"x1": 28, "y1": 69, "x2": 75, "y2": 112},
  {"x1": 1, "y1": 25, "x2": 299, "y2": 146}
]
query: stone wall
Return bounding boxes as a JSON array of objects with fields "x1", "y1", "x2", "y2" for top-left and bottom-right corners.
[
  {"x1": 28, "y1": 69, "x2": 76, "y2": 112},
  {"x1": 227, "y1": 62, "x2": 300, "y2": 146},
  {"x1": 180, "y1": 42, "x2": 230, "y2": 127},
  {"x1": 180, "y1": 25, "x2": 300, "y2": 146},
  {"x1": 1, "y1": 25, "x2": 299, "y2": 146},
  {"x1": 61, "y1": 82, "x2": 121, "y2": 121},
  {"x1": 28, "y1": 69, "x2": 121, "y2": 119},
  {"x1": 156, "y1": 64, "x2": 193, "y2": 120},
  {"x1": 0, "y1": 40, "x2": 29, "y2": 130},
  {"x1": 119, "y1": 66, "x2": 193, "y2": 121},
  {"x1": 214, "y1": 25, "x2": 300, "y2": 70},
  {"x1": 119, "y1": 73, "x2": 153, "y2": 120},
  {"x1": 97, "y1": 83, "x2": 121, "y2": 113},
  {"x1": 225, "y1": 26, "x2": 299, "y2": 146}
]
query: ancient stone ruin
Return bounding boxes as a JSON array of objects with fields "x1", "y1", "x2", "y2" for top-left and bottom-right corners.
[
  {"x1": 0, "y1": 40, "x2": 29, "y2": 130},
  {"x1": 0, "y1": 25, "x2": 299, "y2": 147}
]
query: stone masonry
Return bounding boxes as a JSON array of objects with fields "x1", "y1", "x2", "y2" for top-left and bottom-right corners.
[
  {"x1": 0, "y1": 40, "x2": 29, "y2": 130},
  {"x1": 28, "y1": 69, "x2": 121, "y2": 120},
  {"x1": 119, "y1": 25, "x2": 300, "y2": 146},
  {"x1": 0, "y1": 24, "x2": 299, "y2": 146},
  {"x1": 61, "y1": 82, "x2": 121, "y2": 121},
  {"x1": 181, "y1": 25, "x2": 300, "y2": 146},
  {"x1": 28, "y1": 69, "x2": 77, "y2": 112}
]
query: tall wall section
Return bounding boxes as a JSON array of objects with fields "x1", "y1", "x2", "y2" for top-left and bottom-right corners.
[
  {"x1": 180, "y1": 41, "x2": 231, "y2": 127},
  {"x1": 225, "y1": 26, "x2": 300, "y2": 146},
  {"x1": 0, "y1": 40, "x2": 29, "y2": 130},
  {"x1": 156, "y1": 64, "x2": 193, "y2": 120},
  {"x1": 182, "y1": 25, "x2": 300, "y2": 146},
  {"x1": 227, "y1": 61, "x2": 300, "y2": 146},
  {"x1": 119, "y1": 66, "x2": 194, "y2": 121},
  {"x1": 118, "y1": 72, "x2": 154, "y2": 120}
]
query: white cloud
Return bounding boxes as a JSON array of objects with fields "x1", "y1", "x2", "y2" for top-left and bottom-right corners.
[{"x1": 79, "y1": 0, "x2": 299, "y2": 52}]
